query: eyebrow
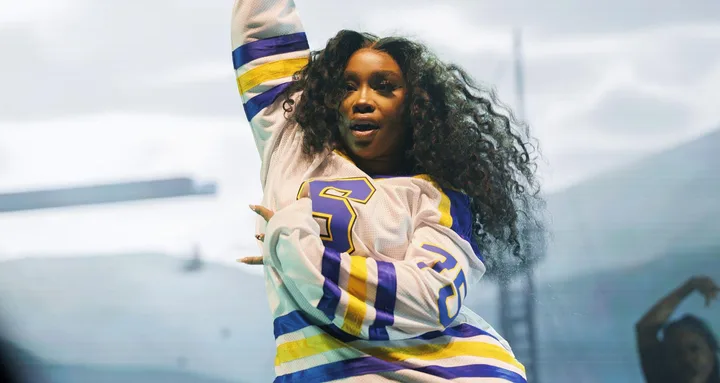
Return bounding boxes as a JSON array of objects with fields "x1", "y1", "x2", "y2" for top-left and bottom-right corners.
[{"x1": 344, "y1": 70, "x2": 403, "y2": 80}]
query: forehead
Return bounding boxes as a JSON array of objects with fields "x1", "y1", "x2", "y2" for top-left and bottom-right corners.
[
  {"x1": 666, "y1": 328, "x2": 708, "y2": 345},
  {"x1": 344, "y1": 48, "x2": 403, "y2": 77}
]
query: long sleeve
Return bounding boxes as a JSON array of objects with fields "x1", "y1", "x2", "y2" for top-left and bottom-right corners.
[
  {"x1": 231, "y1": 0, "x2": 310, "y2": 165},
  {"x1": 263, "y1": 198, "x2": 485, "y2": 341}
]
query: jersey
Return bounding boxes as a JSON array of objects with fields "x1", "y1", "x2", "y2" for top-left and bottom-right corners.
[{"x1": 231, "y1": 0, "x2": 528, "y2": 381}]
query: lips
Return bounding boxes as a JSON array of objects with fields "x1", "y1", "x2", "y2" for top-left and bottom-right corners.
[{"x1": 349, "y1": 119, "x2": 380, "y2": 132}]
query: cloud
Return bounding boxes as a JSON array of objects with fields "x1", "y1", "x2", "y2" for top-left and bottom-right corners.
[
  {"x1": 363, "y1": 4, "x2": 513, "y2": 55},
  {"x1": 0, "y1": 0, "x2": 86, "y2": 26},
  {"x1": 582, "y1": 88, "x2": 693, "y2": 134},
  {"x1": 449, "y1": 0, "x2": 720, "y2": 35},
  {"x1": 1, "y1": 0, "x2": 719, "y2": 193}
]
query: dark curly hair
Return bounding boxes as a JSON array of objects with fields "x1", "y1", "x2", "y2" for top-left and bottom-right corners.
[{"x1": 280, "y1": 30, "x2": 544, "y2": 277}]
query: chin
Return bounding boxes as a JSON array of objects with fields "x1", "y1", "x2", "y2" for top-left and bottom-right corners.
[
  {"x1": 349, "y1": 147, "x2": 372, "y2": 158},
  {"x1": 341, "y1": 141, "x2": 373, "y2": 159}
]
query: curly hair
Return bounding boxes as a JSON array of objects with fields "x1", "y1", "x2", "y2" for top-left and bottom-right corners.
[{"x1": 280, "y1": 30, "x2": 544, "y2": 277}]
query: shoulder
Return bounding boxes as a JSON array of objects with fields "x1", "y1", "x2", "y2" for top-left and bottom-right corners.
[
  {"x1": 377, "y1": 174, "x2": 482, "y2": 263},
  {"x1": 638, "y1": 342, "x2": 669, "y2": 383}
]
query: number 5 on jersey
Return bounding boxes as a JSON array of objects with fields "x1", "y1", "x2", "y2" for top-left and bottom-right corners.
[{"x1": 302, "y1": 177, "x2": 376, "y2": 254}]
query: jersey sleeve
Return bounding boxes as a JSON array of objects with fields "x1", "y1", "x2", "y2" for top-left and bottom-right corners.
[
  {"x1": 262, "y1": 197, "x2": 485, "y2": 341},
  {"x1": 231, "y1": 0, "x2": 309, "y2": 165}
]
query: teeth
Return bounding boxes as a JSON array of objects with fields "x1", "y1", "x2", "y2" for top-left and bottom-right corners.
[{"x1": 351, "y1": 123, "x2": 378, "y2": 131}]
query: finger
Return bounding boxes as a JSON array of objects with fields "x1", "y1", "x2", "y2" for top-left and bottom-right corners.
[
  {"x1": 255, "y1": 233, "x2": 265, "y2": 242},
  {"x1": 249, "y1": 204, "x2": 274, "y2": 222},
  {"x1": 237, "y1": 256, "x2": 263, "y2": 265}
]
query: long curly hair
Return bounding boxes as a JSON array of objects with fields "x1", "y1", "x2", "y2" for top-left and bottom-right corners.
[{"x1": 280, "y1": 30, "x2": 544, "y2": 277}]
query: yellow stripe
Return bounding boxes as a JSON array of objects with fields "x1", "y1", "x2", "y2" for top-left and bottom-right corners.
[
  {"x1": 275, "y1": 332, "x2": 525, "y2": 374},
  {"x1": 362, "y1": 341, "x2": 526, "y2": 373},
  {"x1": 236, "y1": 57, "x2": 308, "y2": 95},
  {"x1": 275, "y1": 333, "x2": 345, "y2": 366},
  {"x1": 413, "y1": 175, "x2": 453, "y2": 228},
  {"x1": 340, "y1": 256, "x2": 369, "y2": 336},
  {"x1": 333, "y1": 149, "x2": 353, "y2": 162}
]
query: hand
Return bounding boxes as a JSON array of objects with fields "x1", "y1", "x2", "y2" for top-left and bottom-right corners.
[
  {"x1": 237, "y1": 204, "x2": 275, "y2": 266},
  {"x1": 689, "y1": 276, "x2": 719, "y2": 307},
  {"x1": 249, "y1": 204, "x2": 275, "y2": 221},
  {"x1": 239, "y1": 188, "x2": 311, "y2": 266}
]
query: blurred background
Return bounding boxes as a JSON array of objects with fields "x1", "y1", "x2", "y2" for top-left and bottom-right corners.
[{"x1": 0, "y1": 0, "x2": 719, "y2": 382}]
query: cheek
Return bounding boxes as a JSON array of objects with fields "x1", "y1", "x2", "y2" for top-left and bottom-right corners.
[
  {"x1": 385, "y1": 100, "x2": 406, "y2": 124},
  {"x1": 339, "y1": 99, "x2": 352, "y2": 118},
  {"x1": 698, "y1": 351, "x2": 714, "y2": 367}
]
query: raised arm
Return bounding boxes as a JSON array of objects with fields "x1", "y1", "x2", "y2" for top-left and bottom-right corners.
[
  {"x1": 263, "y1": 197, "x2": 486, "y2": 341},
  {"x1": 636, "y1": 276, "x2": 718, "y2": 344},
  {"x1": 231, "y1": 0, "x2": 309, "y2": 162},
  {"x1": 635, "y1": 276, "x2": 719, "y2": 381}
]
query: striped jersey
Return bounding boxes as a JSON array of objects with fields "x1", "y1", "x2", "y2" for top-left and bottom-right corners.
[{"x1": 231, "y1": 0, "x2": 528, "y2": 381}]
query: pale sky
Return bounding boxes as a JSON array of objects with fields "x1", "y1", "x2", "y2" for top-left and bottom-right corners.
[{"x1": 0, "y1": 0, "x2": 718, "y2": 264}]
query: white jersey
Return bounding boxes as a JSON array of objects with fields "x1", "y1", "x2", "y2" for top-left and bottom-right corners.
[{"x1": 231, "y1": 0, "x2": 527, "y2": 381}]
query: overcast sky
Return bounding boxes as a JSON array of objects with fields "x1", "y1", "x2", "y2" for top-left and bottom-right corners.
[{"x1": 0, "y1": 0, "x2": 719, "y2": 261}]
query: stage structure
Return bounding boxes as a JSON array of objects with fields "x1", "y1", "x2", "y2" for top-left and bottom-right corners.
[
  {"x1": 492, "y1": 29, "x2": 545, "y2": 383},
  {"x1": 0, "y1": 177, "x2": 217, "y2": 213}
]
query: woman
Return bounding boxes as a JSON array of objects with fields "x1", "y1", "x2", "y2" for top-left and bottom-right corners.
[
  {"x1": 636, "y1": 276, "x2": 719, "y2": 383},
  {"x1": 232, "y1": 0, "x2": 541, "y2": 381}
]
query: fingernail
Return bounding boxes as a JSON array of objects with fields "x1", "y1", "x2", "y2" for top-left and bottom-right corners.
[{"x1": 249, "y1": 204, "x2": 256, "y2": 211}]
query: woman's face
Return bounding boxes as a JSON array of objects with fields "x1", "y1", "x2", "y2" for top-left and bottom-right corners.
[
  {"x1": 666, "y1": 328, "x2": 716, "y2": 382},
  {"x1": 338, "y1": 48, "x2": 408, "y2": 174}
]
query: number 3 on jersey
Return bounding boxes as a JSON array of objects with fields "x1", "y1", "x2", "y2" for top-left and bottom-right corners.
[
  {"x1": 418, "y1": 243, "x2": 468, "y2": 327},
  {"x1": 302, "y1": 177, "x2": 376, "y2": 255}
]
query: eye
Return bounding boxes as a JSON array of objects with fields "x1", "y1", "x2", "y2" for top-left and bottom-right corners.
[
  {"x1": 345, "y1": 85, "x2": 357, "y2": 94},
  {"x1": 376, "y1": 80, "x2": 396, "y2": 92},
  {"x1": 345, "y1": 81, "x2": 357, "y2": 91}
]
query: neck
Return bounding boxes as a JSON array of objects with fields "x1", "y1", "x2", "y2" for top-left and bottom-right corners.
[{"x1": 347, "y1": 152, "x2": 405, "y2": 176}]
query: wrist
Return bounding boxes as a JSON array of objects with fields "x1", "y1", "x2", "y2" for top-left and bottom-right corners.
[{"x1": 680, "y1": 279, "x2": 697, "y2": 295}]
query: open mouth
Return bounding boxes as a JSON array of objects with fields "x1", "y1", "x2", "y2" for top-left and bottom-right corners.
[{"x1": 349, "y1": 123, "x2": 380, "y2": 132}]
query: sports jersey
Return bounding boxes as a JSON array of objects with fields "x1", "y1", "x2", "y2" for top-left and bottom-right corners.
[{"x1": 231, "y1": 0, "x2": 528, "y2": 381}]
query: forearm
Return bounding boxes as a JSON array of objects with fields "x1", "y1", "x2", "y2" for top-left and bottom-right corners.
[
  {"x1": 636, "y1": 280, "x2": 694, "y2": 331},
  {"x1": 231, "y1": 0, "x2": 310, "y2": 165},
  {"x1": 263, "y1": 199, "x2": 477, "y2": 340}
]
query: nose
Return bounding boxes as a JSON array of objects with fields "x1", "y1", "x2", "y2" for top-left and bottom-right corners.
[{"x1": 352, "y1": 86, "x2": 375, "y2": 114}]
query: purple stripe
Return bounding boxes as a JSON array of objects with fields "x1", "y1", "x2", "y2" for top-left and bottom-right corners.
[
  {"x1": 242, "y1": 82, "x2": 291, "y2": 121},
  {"x1": 273, "y1": 311, "x2": 309, "y2": 339},
  {"x1": 321, "y1": 323, "x2": 360, "y2": 343},
  {"x1": 274, "y1": 356, "x2": 403, "y2": 383},
  {"x1": 316, "y1": 247, "x2": 342, "y2": 321},
  {"x1": 232, "y1": 32, "x2": 309, "y2": 70},
  {"x1": 273, "y1": 310, "x2": 359, "y2": 343},
  {"x1": 273, "y1": 310, "x2": 499, "y2": 345},
  {"x1": 416, "y1": 323, "x2": 500, "y2": 342},
  {"x1": 368, "y1": 261, "x2": 397, "y2": 340},
  {"x1": 444, "y1": 188, "x2": 483, "y2": 262},
  {"x1": 415, "y1": 364, "x2": 527, "y2": 382}
]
